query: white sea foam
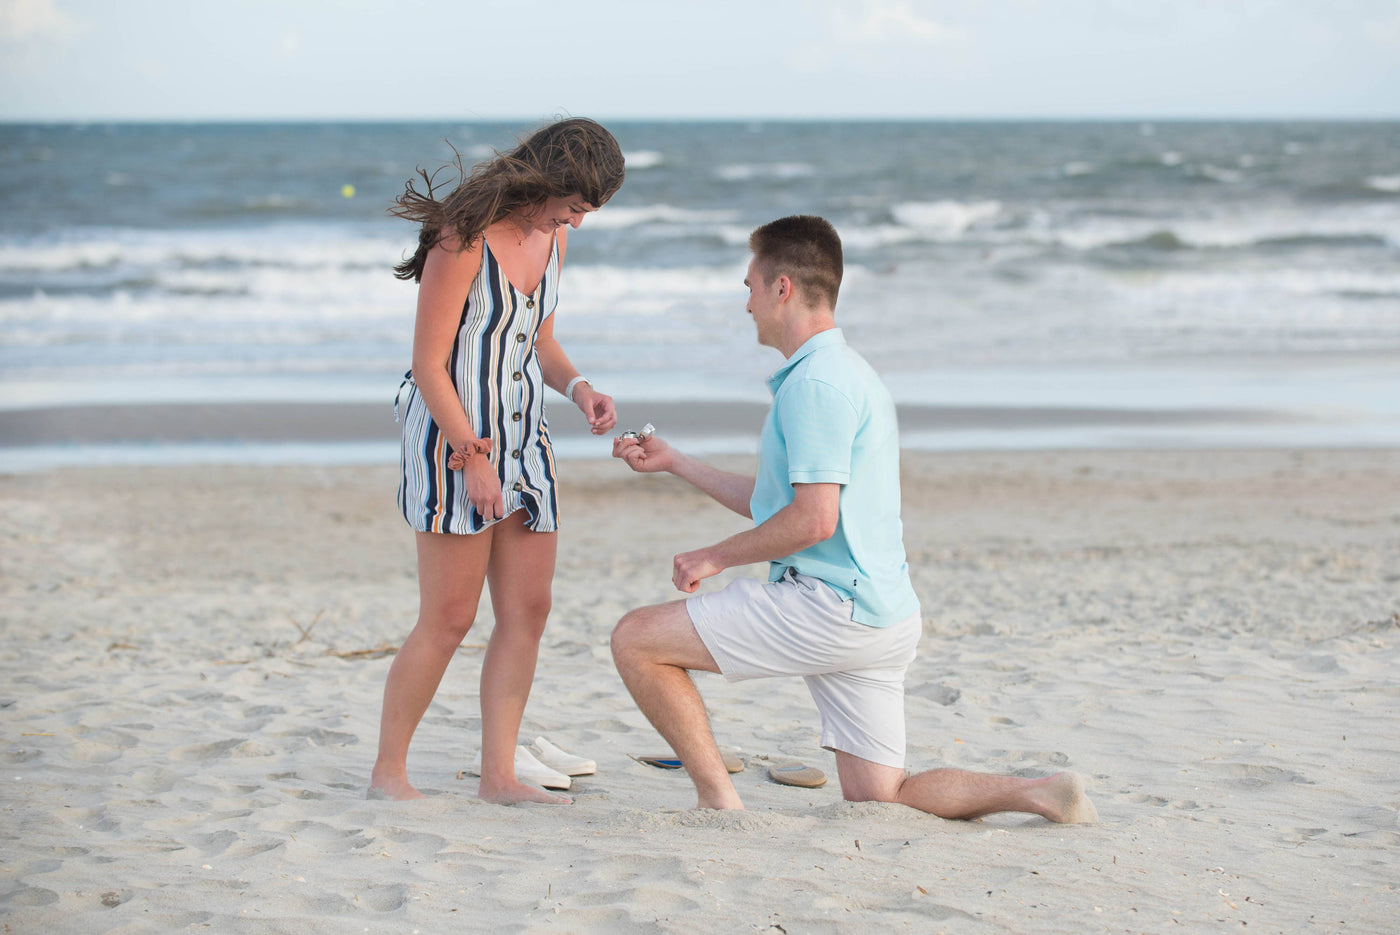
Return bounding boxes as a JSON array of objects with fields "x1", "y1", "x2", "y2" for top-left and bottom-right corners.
[
  {"x1": 0, "y1": 228, "x2": 405, "y2": 274},
  {"x1": 1198, "y1": 164, "x2": 1244, "y2": 184},
  {"x1": 1028, "y1": 203, "x2": 1400, "y2": 252},
  {"x1": 583, "y1": 204, "x2": 739, "y2": 230},
  {"x1": 624, "y1": 150, "x2": 665, "y2": 170},
  {"x1": 1367, "y1": 175, "x2": 1400, "y2": 194},
  {"x1": 890, "y1": 200, "x2": 1002, "y2": 240},
  {"x1": 715, "y1": 163, "x2": 815, "y2": 182},
  {"x1": 837, "y1": 224, "x2": 925, "y2": 250},
  {"x1": 564, "y1": 264, "x2": 745, "y2": 307}
]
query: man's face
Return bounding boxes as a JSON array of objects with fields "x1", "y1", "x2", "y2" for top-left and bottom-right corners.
[{"x1": 744, "y1": 256, "x2": 783, "y2": 349}]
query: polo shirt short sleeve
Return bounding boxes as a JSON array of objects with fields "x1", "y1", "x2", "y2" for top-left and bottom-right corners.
[{"x1": 779, "y1": 379, "x2": 858, "y2": 485}]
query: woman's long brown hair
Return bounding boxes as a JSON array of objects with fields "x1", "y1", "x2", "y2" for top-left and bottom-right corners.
[{"x1": 390, "y1": 117, "x2": 625, "y2": 282}]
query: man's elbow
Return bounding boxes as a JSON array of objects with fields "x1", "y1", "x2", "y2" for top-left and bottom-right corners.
[{"x1": 806, "y1": 509, "x2": 839, "y2": 545}]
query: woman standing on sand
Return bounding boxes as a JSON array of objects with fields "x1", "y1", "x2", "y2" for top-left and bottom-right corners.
[{"x1": 370, "y1": 118, "x2": 624, "y2": 803}]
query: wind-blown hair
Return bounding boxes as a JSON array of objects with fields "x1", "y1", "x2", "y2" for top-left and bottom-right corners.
[
  {"x1": 391, "y1": 117, "x2": 625, "y2": 282},
  {"x1": 747, "y1": 215, "x2": 843, "y2": 309}
]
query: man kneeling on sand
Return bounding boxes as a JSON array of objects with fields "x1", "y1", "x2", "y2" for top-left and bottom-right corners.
[{"x1": 610, "y1": 215, "x2": 1097, "y2": 822}]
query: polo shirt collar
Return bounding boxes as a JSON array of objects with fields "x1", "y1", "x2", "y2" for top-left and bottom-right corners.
[{"x1": 768, "y1": 328, "x2": 845, "y2": 392}]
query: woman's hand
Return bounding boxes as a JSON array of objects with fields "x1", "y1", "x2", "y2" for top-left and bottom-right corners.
[
  {"x1": 612, "y1": 433, "x2": 674, "y2": 474},
  {"x1": 451, "y1": 441, "x2": 504, "y2": 522},
  {"x1": 574, "y1": 385, "x2": 617, "y2": 435}
]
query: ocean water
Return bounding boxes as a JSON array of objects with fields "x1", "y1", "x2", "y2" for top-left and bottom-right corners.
[{"x1": 2, "y1": 120, "x2": 1398, "y2": 465}]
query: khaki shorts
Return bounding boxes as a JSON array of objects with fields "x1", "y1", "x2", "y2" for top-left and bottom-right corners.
[{"x1": 686, "y1": 569, "x2": 921, "y2": 769}]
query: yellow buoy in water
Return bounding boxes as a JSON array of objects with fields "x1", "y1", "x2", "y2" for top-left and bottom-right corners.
[{"x1": 341, "y1": 184, "x2": 356, "y2": 198}]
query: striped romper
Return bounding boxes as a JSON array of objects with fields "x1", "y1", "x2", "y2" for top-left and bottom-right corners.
[{"x1": 397, "y1": 236, "x2": 561, "y2": 535}]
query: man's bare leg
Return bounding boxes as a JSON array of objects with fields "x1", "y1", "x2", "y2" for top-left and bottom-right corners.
[
  {"x1": 835, "y1": 752, "x2": 1098, "y2": 823},
  {"x1": 611, "y1": 601, "x2": 743, "y2": 810}
]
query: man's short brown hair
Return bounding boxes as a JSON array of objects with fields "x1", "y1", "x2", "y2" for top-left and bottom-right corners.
[{"x1": 748, "y1": 215, "x2": 843, "y2": 309}]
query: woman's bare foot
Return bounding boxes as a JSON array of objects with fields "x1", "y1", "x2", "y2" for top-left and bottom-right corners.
[
  {"x1": 479, "y1": 780, "x2": 572, "y2": 805},
  {"x1": 368, "y1": 768, "x2": 424, "y2": 801},
  {"x1": 1035, "y1": 772, "x2": 1099, "y2": 824}
]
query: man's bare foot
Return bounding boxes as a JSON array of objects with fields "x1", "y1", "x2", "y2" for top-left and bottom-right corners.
[
  {"x1": 1035, "y1": 772, "x2": 1099, "y2": 824},
  {"x1": 479, "y1": 780, "x2": 572, "y2": 805},
  {"x1": 367, "y1": 773, "x2": 424, "y2": 801},
  {"x1": 695, "y1": 794, "x2": 745, "y2": 810}
]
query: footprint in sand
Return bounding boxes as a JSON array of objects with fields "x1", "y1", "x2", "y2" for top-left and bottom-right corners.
[
  {"x1": 170, "y1": 738, "x2": 245, "y2": 762},
  {"x1": 6, "y1": 883, "x2": 59, "y2": 907},
  {"x1": 277, "y1": 726, "x2": 359, "y2": 748},
  {"x1": 1220, "y1": 763, "x2": 1311, "y2": 786}
]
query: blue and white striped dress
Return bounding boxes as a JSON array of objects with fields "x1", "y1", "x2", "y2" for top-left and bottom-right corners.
[{"x1": 397, "y1": 236, "x2": 561, "y2": 535}]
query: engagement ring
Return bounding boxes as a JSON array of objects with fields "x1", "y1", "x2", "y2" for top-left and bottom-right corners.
[{"x1": 619, "y1": 423, "x2": 655, "y2": 442}]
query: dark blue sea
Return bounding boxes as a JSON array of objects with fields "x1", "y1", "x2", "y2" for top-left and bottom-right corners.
[{"x1": 2, "y1": 120, "x2": 1398, "y2": 466}]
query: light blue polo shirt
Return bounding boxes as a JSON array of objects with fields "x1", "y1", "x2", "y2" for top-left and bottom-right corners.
[{"x1": 751, "y1": 328, "x2": 920, "y2": 627}]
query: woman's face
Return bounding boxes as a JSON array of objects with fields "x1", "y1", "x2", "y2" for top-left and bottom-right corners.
[{"x1": 525, "y1": 194, "x2": 598, "y2": 234}]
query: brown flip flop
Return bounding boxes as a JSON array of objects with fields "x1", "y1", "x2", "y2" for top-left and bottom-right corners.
[{"x1": 768, "y1": 764, "x2": 827, "y2": 788}]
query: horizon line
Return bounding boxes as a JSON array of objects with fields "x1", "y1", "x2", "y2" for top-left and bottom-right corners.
[{"x1": 4, "y1": 113, "x2": 1400, "y2": 126}]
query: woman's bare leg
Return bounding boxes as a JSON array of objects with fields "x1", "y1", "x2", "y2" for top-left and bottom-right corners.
[
  {"x1": 477, "y1": 513, "x2": 569, "y2": 804},
  {"x1": 369, "y1": 529, "x2": 492, "y2": 800}
]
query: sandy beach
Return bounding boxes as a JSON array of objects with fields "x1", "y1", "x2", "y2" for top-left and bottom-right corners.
[{"x1": 2, "y1": 448, "x2": 1398, "y2": 933}]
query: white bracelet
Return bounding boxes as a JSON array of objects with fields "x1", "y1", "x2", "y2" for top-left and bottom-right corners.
[{"x1": 564, "y1": 376, "x2": 591, "y2": 401}]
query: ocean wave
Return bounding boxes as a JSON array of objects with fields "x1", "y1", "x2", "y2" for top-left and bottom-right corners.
[
  {"x1": 564, "y1": 264, "x2": 745, "y2": 305},
  {"x1": 584, "y1": 204, "x2": 740, "y2": 231},
  {"x1": 624, "y1": 150, "x2": 665, "y2": 170},
  {"x1": 715, "y1": 163, "x2": 816, "y2": 182},
  {"x1": 1255, "y1": 233, "x2": 1390, "y2": 250},
  {"x1": 1038, "y1": 205, "x2": 1400, "y2": 253},
  {"x1": 0, "y1": 267, "x2": 412, "y2": 330},
  {"x1": 239, "y1": 194, "x2": 316, "y2": 212},
  {"x1": 889, "y1": 200, "x2": 1003, "y2": 240},
  {"x1": 838, "y1": 224, "x2": 927, "y2": 251},
  {"x1": 1367, "y1": 175, "x2": 1400, "y2": 194},
  {"x1": 0, "y1": 229, "x2": 405, "y2": 274},
  {"x1": 1099, "y1": 231, "x2": 1190, "y2": 251},
  {"x1": 1194, "y1": 164, "x2": 1244, "y2": 184}
]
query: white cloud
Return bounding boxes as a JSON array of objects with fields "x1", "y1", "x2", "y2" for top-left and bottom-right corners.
[
  {"x1": 787, "y1": 0, "x2": 969, "y2": 73},
  {"x1": 850, "y1": 0, "x2": 968, "y2": 43},
  {"x1": 0, "y1": 0, "x2": 80, "y2": 43}
]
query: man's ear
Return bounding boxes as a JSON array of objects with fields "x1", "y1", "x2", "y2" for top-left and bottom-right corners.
[{"x1": 776, "y1": 274, "x2": 792, "y2": 302}]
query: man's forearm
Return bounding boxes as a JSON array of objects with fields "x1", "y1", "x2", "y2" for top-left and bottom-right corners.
[
  {"x1": 668, "y1": 450, "x2": 754, "y2": 518},
  {"x1": 671, "y1": 492, "x2": 837, "y2": 592},
  {"x1": 705, "y1": 499, "x2": 829, "y2": 567}
]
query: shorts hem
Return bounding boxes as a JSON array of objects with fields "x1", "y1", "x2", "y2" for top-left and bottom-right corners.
[{"x1": 820, "y1": 737, "x2": 905, "y2": 771}]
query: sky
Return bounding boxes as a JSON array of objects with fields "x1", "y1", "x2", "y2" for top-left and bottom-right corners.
[{"x1": 2, "y1": 0, "x2": 1399, "y2": 121}]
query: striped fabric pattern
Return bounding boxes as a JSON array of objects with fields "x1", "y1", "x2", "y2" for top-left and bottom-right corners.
[{"x1": 397, "y1": 237, "x2": 561, "y2": 535}]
